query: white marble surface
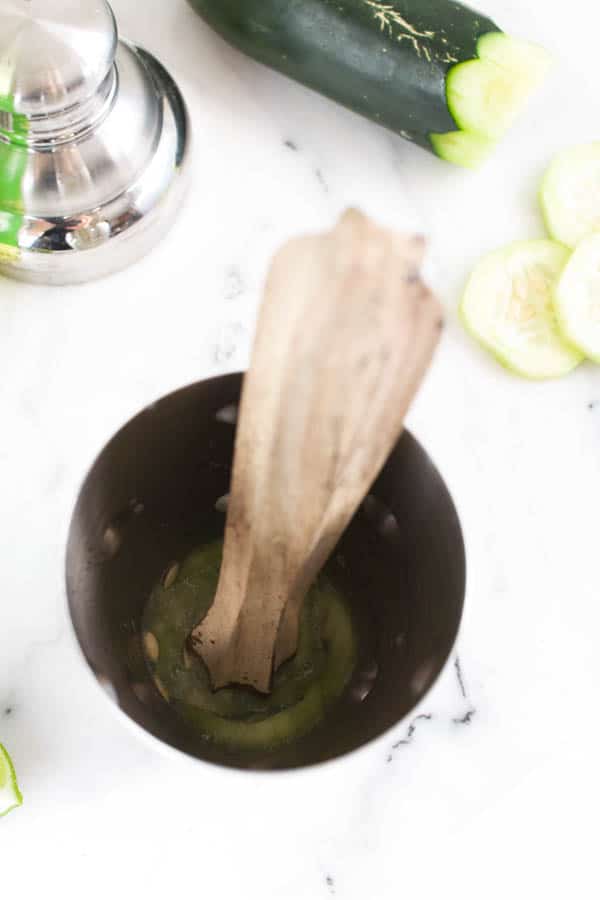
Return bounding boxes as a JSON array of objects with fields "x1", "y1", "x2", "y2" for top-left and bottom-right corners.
[{"x1": 2, "y1": 0, "x2": 600, "y2": 895}]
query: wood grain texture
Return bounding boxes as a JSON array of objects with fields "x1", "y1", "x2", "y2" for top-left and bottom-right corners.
[{"x1": 190, "y1": 210, "x2": 443, "y2": 693}]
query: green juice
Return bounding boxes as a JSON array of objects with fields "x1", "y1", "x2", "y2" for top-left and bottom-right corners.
[{"x1": 142, "y1": 541, "x2": 357, "y2": 750}]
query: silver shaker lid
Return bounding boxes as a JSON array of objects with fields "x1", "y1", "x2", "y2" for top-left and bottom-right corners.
[
  {"x1": 0, "y1": 0, "x2": 190, "y2": 285},
  {"x1": 0, "y1": 1, "x2": 117, "y2": 116}
]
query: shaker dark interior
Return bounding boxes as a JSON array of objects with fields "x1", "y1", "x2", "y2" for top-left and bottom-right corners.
[{"x1": 66, "y1": 373, "x2": 465, "y2": 770}]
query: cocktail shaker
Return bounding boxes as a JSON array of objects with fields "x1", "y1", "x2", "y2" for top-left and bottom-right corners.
[{"x1": 0, "y1": 0, "x2": 190, "y2": 285}]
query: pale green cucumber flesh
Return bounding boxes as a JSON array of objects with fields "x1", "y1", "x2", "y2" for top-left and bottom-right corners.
[
  {"x1": 0, "y1": 744, "x2": 23, "y2": 817},
  {"x1": 540, "y1": 142, "x2": 600, "y2": 248},
  {"x1": 429, "y1": 130, "x2": 494, "y2": 169},
  {"x1": 554, "y1": 232, "x2": 600, "y2": 362},
  {"x1": 461, "y1": 240, "x2": 583, "y2": 379},
  {"x1": 434, "y1": 32, "x2": 551, "y2": 165},
  {"x1": 142, "y1": 541, "x2": 357, "y2": 751}
]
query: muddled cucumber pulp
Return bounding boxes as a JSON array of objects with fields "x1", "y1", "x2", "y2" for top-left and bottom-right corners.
[
  {"x1": 142, "y1": 541, "x2": 357, "y2": 751},
  {"x1": 432, "y1": 33, "x2": 551, "y2": 168}
]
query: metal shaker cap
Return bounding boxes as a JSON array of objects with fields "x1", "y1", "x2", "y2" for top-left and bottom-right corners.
[
  {"x1": 0, "y1": 0, "x2": 117, "y2": 116},
  {"x1": 0, "y1": 0, "x2": 190, "y2": 285}
]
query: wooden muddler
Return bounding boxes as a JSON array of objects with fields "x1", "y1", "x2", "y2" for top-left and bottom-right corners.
[{"x1": 190, "y1": 210, "x2": 443, "y2": 693}]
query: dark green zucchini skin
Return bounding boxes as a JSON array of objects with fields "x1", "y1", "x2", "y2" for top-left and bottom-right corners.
[{"x1": 188, "y1": 0, "x2": 499, "y2": 151}]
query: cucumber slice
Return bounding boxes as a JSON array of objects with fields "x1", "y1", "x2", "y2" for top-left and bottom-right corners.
[
  {"x1": 429, "y1": 130, "x2": 494, "y2": 169},
  {"x1": 447, "y1": 34, "x2": 551, "y2": 141},
  {"x1": 461, "y1": 240, "x2": 583, "y2": 378},
  {"x1": 540, "y1": 143, "x2": 600, "y2": 248},
  {"x1": 0, "y1": 744, "x2": 22, "y2": 818},
  {"x1": 555, "y1": 232, "x2": 600, "y2": 361}
]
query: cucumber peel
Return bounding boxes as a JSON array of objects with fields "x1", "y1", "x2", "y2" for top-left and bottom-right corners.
[
  {"x1": 0, "y1": 744, "x2": 22, "y2": 818},
  {"x1": 432, "y1": 33, "x2": 551, "y2": 167},
  {"x1": 540, "y1": 142, "x2": 600, "y2": 248},
  {"x1": 554, "y1": 232, "x2": 600, "y2": 362},
  {"x1": 461, "y1": 240, "x2": 583, "y2": 379}
]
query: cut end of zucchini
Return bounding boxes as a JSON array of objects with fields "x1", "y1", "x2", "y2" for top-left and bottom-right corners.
[
  {"x1": 555, "y1": 232, "x2": 600, "y2": 362},
  {"x1": 0, "y1": 744, "x2": 23, "y2": 818},
  {"x1": 461, "y1": 240, "x2": 583, "y2": 379},
  {"x1": 540, "y1": 143, "x2": 600, "y2": 248},
  {"x1": 430, "y1": 130, "x2": 494, "y2": 169},
  {"x1": 447, "y1": 33, "x2": 552, "y2": 142}
]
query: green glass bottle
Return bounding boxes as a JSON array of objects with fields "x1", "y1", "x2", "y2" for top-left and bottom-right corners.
[{"x1": 0, "y1": 84, "x2": 28, "y2": 262}]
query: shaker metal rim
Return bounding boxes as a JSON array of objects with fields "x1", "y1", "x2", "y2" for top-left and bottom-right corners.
[{"x1": 65, "y1": 374, "x2": 467, "y2": 775}]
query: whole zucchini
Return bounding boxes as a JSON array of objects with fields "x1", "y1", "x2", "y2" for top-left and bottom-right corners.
[{"x1": 188, "y1": 0, "x2": 550, "y2": 167}]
